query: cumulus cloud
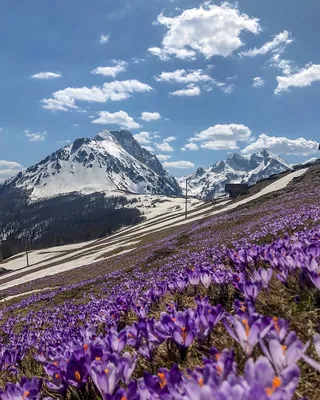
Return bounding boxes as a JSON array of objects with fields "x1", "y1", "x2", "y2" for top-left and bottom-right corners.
[
  {"x1": 31, "y1": 71, "x2": 62, "y2": 80},
  {"x1": 156, "y1": 141, "x2": 174, "y2": 152},
  {"x1": 241, "y1": 133, "x2": 319, "y2": 156},
  {"x1": 91, "y1": 60, "x2": 128, "y2": 78},
  {"x1": 164, "y1": 136, "x2": 176, "y2": 142},
  {"x1": 188, "y1": 123, "x2": 252, "y2": 150},
  {"x1": 253, "y1": 77, "x2": 265, "y2": 88},
  {"x1": 0, "y1": 160, "x2": 24, "y2": 184},
  {"x1": 240, "y1": 30, "x2": 293, "y2": 57},
  {"x1": 275, "y1": 64, "x2": 320, "y2": 94},
  {"x1": 148, "y1": 3, "x2": 260, "y2": 60},
  {"x1": 156, "y1": 154, "x2": 172, "y2": 161},
  {"x1": 133, "y1": 131, "x2": 153, "y2": 144},
  {"x1": 141, "y1": 112, "x2": 161, "y2": 121},
  {"x1": 163, "y1": 160, "x2": 195, "y2": 169},
  {"x1": 42, "y1": 80, "x2": 153, "y2": 111},
  {"x1": 170, "y1": 84, "x2": 200, "y2": 97},
  {"x1": 99, "y1": 34, "x2": 110, "y2": 44},
  {"x1": 269, "y1": 54, "x2": 293, "y2": 76},
  {"x1": 155, "y1": 69, "x2": 212, "y2": 83},
  {"x1": 25, "y1": 129, "x2": 47, "y2": 142},
  {"x1": 157, "y1": 69, "x2": 233, "y2": 93},
  {"x1": 142, "y1": 145, "x2": 155, "y2": 152},
  {"x1": 92, "y1": 111, "x2": 140, "y2": 129},
  {"x1": 182, "y1": 142, "x2": 199, "y2": 151}
]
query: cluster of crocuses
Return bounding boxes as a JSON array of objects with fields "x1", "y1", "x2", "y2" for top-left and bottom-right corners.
[{"x1": 0, "y1": 178, "x2": 319, "y2": 399}]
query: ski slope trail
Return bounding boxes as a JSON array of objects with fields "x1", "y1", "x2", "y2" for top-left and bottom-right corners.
[{"x1": 0, "y1": 168, "x2": 307, "y2": 291}]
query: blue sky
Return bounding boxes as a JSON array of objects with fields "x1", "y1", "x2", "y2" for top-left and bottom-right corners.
[{"x1": 0, "y1": 0, "x2": 319, "y2": 181}]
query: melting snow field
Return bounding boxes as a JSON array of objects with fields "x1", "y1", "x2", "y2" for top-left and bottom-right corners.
[{"x1": 0, "y1": 169, "x2": 307, "y2": 291}]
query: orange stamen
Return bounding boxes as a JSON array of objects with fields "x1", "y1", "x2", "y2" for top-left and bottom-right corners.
[
  {"x1": 104, "y1": 368, "x2": 109, "y2": 374},
  {"x1": 181, "y1": 326, "x2": 187, "y2": 343},
  {"x1": 198, "y1": 378, "x2": 204, "y2": 387},
  {"x1": 157, "y1": 372, "x2": 167, "y2": 388},
  {"x1": 75, "y1": 371, "x2": 81, "y2": 382},
  {"x1": 55, "y1": 373, "x2": 60, "y2": 379},
  {"x1": 265, "y1": 376, "x2": 281, "y2": 396},
  {"x1": 216, "y1": 365, "x2": 223, "y2": 375},
  {"x1": 95, "y1": 357, "x2": 101, "y2": 361},
  {"x1": 242, "y1": 319, "x2": 250, "y2": 337},
  {"x1": 22, "y1": 391, "x2": 30, "y2": 399},
  {"x1": 273, "y1": 317, "x2": 280, "y2": 334},
  {"x1": 83, "y1": 343, "x2": 89, "y2": 351}
]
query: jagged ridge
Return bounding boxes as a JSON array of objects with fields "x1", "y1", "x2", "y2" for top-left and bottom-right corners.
[
  {"x1": 0, "y1": 130, "x2": 182, "y2": 200},
  {"x1": 177, "y1": 149, "x2": 292, "y2": 199}
]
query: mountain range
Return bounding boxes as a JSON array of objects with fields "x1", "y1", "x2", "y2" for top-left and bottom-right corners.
[
  {"x1": 0, "y1": 130, "x2": 182, "y2": 200},
  {"x1": 176, "y1": 150, "x2": 293, "y2": 200},
  {"x1": 1, "y1": 131, "x2": 304, "y2": 201}
]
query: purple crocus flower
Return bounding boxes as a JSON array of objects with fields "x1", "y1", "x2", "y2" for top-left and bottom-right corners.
[
  {"x1": 200, "y1": 271, "x2": 212, "y2": 289},
  {"x1": 107, "y1": 329, "x2": 127, "y2": 354},
  {"x1": 238, "y1": 281, "x2": 262, "y2": 303},
  {"x1": 187, "y1": 269, "x2": 200, "y2": 286},
  {"x1": 260, "y1": 331, "x2": 309, "y2": 374},
  {"x1": 224, "y1": 315, "x2": 272, "y2": 357},
  {"x1": 65, "y1": 357, "x2": 88, "y2": 388},
  {"x1": 0, "y1": 377, "x2": 42, "y2": 400},
  {"x1": 244, "y1": 356, "x2": 300, "y2": 399},
  {"x1": 254, "y1": 268, "x2": 273, "y2": 289},
  {"x1": 90, "y1": 355, "x2": 124, "y2": 399},
  {"x1": 302, "y1": 333, "x2": 320, "y2": 371}
]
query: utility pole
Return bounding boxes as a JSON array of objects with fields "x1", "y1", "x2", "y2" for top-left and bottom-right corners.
[
  {"x1": 25, "y1": 237, "x2": 31, "y2": 268},
  {"x1": 26, "y1": 240, "x2": 29, "y2": 268},
  {"x1": 185, "y1": 178, "x2": 189, "y2": 219}
]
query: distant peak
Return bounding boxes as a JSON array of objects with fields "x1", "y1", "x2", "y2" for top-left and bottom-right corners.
[{"x1": 94, "y1": 130, "x2": 114, "y2": 141}]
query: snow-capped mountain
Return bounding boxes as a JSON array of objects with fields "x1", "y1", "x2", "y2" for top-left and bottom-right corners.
[
  {"x1": 177, "y1": 150, "x2": 292, "y2": 200},
  {"x1": 0, "y1": 130, "x2": 182, "y2": 199}
]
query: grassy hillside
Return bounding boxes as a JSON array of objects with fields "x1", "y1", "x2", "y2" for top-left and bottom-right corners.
[{"x1": 0, "y1": 166, "x2": 319, "y2": 399}]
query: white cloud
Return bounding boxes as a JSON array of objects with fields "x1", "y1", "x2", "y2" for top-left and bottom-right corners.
[
  {"x1": 132, "y1": 57, "x2": 146, "y2": 64},
  {"x1": 31, "y1": 71, "x2": 62, "y2": 80},
  {"x1": 91, "y1": 60, "x2": 128, "y2": 78},
  {"x1": 156, "y1": 154, "x2": 172, "y2": 161},
  {"x1": 142, "y1": 145, "x2": 155, "y2": 152},
  {"x1": 92, "y1": 110, "x2": 140, "y2": 129},
  {"x1": 133, "y1": 131, "x2": 152, "y2": 144},
  {"x1": 188, "y1": 123, "x2": 252, "y2": 150},
  {"x1": 156, "y1": 69, "x2": 212, "y2": 83},
  {"x1": 163, "y1": 136, "x2": 176, "y2": 142},
  {"x1": 270, "y1": 54, "x2": 293, "y2": 76},
  {"x1": 59, "y1": 140, "x2": 72, "y2": 145},
  {"x1": 99, "y1": 34, "x2": 110, "y2": 44},
  {"x1": 201, "y1": 140, "x2": 239, "y2": 150},
  {"x1": 72, "y1": 124, "x2": 80, "y2": 127},
  {"x1": 156, "y1": 141, "x2": 174, "y2": 152},
  {"x1": 157, "y1": 68, "x2": 233, "y2": 93},
  {"x1": 141, "y1": 112, "x2": 161, "y2": 121},
  {"x1": 240, "y1": 30, "x2": 293, "y2": 57},
  {"x1": 0, "y1": 160, "x2": 24, "y2": 184},
  {"x1": 163, "y1": 160, "x2": 195, "y2": 169},
  {"x1": 253, "y1": 77, "x2": 265, "y2": 88},
  {"x1": 42, "y1": 80, "x2": 153, "y2": 111},
  {"x1": 170, "y1": 84, "x2": 200, "y2": 97},
  {"x1": 275, "y1": 64, "x2": 320, "y2": 94},
  {"x1": 148, "y1": 3, "x2": 260, "y2": 60},
  {"x1": 184, "y1": 142, "x2": 199, "y2": 151},
  {"x1": 24, "y1": 129, "x2": 47, "y2": 142},
  {"x1": 0, "y1": 127, "x2": 2, "y2": 131},
  {"x1": 241, "y1": 133, "x2": 319, "y2": 156}
]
